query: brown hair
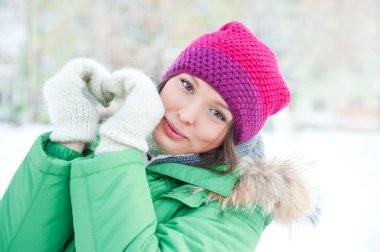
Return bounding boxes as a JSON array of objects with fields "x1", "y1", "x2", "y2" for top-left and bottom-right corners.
[{"x1": 157, "y1": 80, "x2": 238, "y2": 175}]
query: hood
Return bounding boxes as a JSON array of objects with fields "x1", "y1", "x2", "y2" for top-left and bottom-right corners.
[{"x1": 196, "y1": 156, "x2": 321, "y2": 225}]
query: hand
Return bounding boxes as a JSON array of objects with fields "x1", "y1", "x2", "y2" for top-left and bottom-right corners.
[
  {"x1": 43, "y1": 58, "x2": 112, "y2": 144},
  {"x1": 95, "y1": 68, "x2": 165, "y2": 154}
]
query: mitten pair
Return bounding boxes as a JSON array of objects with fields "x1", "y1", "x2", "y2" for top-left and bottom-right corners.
[{"x1": 44, "y1": 58, "x2": 164, "y2": 153}]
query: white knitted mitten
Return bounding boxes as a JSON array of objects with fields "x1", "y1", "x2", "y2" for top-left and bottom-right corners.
[
  {"x1": 43, "y1": 58, "x2": 112, "y2": 143},
  {"x1": 95, "y1": 68, "x2": 165, "y2": 154}
]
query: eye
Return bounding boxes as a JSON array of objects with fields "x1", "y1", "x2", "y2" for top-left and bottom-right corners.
[
  {"x1": 180, "y1": 79, "x2": 195, "y2": 94},
  {"x1": 210, "y1": 108, "x2": 226, "y2": 122}
]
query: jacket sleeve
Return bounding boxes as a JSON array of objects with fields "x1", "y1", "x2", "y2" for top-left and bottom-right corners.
[
  {"x1": 0, "y1": 133, "x2": 82, "y2": 252},
  {"x1": 70, "y1": 149, "x2": 267, "y2": 252}
]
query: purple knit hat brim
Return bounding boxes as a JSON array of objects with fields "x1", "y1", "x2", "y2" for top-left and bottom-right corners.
[{"x1": 162, "y1": 46, "x2": 263, "y2": 144}]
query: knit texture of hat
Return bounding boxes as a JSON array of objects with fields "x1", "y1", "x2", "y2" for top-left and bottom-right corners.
[{"x1": 162, "y1": 21, "x2": 291, "y2": 144}]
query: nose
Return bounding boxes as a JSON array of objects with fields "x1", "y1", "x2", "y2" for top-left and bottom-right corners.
[{"x1": 177, "y1": 102, "x2": 199, "y2": 126}]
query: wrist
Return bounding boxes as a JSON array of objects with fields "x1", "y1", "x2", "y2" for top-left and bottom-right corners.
[
  {"x1": 45, "y1": 140, "x2": 84, "y2": 160},
  {"x1": 96, "y1": 121, "x2": 148, "y2": 154},
  {"x1": 59, "y1": 142, "x2": 86, "y2": 154}
]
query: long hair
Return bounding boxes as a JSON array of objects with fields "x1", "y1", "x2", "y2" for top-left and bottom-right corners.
[{"x1": 157, "y1": 80, "x2": 238, "y2": 174}]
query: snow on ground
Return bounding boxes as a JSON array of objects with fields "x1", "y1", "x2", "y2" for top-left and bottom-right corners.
[
  {"x1": 1, "y1": 123, "x2": 379, "y2": 252},
  {"x1": 257, "y1": 129, "x2": 380, "y2": 252}
]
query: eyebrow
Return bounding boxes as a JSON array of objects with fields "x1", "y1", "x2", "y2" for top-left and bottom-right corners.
[
  {"x1": 214, "y1": 100, "x2": 230, "y2": 112},
  {"x1": 188, "y1": 75, "x2": 200, "y2": 88},
  {"x1": 188, "y1": 75, "x2": 231, "y2": 112}
]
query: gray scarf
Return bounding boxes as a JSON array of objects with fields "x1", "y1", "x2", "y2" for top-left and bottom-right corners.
[{"x1": 146, "y1": 134, "x2": 265, "y2": 168}]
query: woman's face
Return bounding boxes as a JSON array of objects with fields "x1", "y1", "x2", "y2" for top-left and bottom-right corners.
[{"x1": 153, "y1": 73, "x2": 233, "y2": 155}]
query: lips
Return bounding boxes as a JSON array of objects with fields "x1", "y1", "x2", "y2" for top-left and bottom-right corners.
[{"x1": 163, "y1": 118, "x2": 186, "y2": 139}]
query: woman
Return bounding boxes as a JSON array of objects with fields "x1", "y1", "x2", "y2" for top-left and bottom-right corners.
[{"x1": 0, "y1": 21, "x2": 319, "y2": 251}]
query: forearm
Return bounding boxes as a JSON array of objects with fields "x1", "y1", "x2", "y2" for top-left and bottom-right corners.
[
  {"x1": 0, "y1": 134, "x2": 75, "y2": 251},
  {"x1": 70, "y1": 149, "x2": 158, "y2": 251}
]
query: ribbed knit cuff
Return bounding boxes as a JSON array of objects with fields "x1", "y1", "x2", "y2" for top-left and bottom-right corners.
[
  {"x1": 95, "y1": 124, "x2": 148, "y2": 154},
  {"x1": 46, "y1": 95, "x2": 99, "y2": 143},
  {"x1": 49, "y1": 118, "x2": 98, "y2": 143}
]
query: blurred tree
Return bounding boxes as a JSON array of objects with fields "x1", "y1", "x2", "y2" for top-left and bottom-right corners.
[{"x1": 0, "y1": 0, "x2": 378, "y2": 129}]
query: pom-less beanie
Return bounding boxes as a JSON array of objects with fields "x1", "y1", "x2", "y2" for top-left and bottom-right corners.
[{"x1": 162, "y1": 21, "x2": 291, "y2": 144}]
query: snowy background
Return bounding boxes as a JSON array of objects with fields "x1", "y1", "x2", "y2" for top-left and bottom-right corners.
[
  {"x1": 1, "y1": 1, "x2": 380, "y2": 251},
  {"x1": 1, "y1": 122, "x2": 379, "y2": 252}
]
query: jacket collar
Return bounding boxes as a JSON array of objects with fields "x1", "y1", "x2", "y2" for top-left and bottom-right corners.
[
  {"x1": 144, "y1": 135, "x2": 265, "y2": 198},
  {"x1": 146, "y1": 162, "x2": 238, "y2": 197},
  {"x1": 145, "y1": 136, "x2": 321, "y2": 226}
]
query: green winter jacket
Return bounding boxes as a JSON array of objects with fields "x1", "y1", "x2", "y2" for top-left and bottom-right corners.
[{"x1": 0, "y1": 132, "x2": 318, "y2": 251}]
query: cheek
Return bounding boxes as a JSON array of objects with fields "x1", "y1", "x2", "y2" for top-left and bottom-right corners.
[
  {"x1": 192, "y1": 121, "x2": 228, "y2": 149},
  {"x1": 160, "y1": 86, "x2": 182, "y2": 111}
]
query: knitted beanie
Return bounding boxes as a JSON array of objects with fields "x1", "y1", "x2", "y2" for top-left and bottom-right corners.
[{"x1": 162, "y1": 21, "x2": 291, "y2": 144}]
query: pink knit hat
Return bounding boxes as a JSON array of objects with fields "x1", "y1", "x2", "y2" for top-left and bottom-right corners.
[{"x1": 162, "y1": 21, "x2": 291, "y2": 144}]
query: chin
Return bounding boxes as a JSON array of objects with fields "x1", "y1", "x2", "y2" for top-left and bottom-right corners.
[
  {"x1": 153, "y1": 126, "x2": 175, "y2": 154},
  {"x1": 155, "y1": 135, "x2": 189, "y2": 155},
  {"x1": 153, "y1": 121, "x2": 197, "y2": 155}
]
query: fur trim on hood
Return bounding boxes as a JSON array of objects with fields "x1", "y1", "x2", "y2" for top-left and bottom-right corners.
[{"x1": 195, "y1": 156, "x2": 321, "y2": 225}]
